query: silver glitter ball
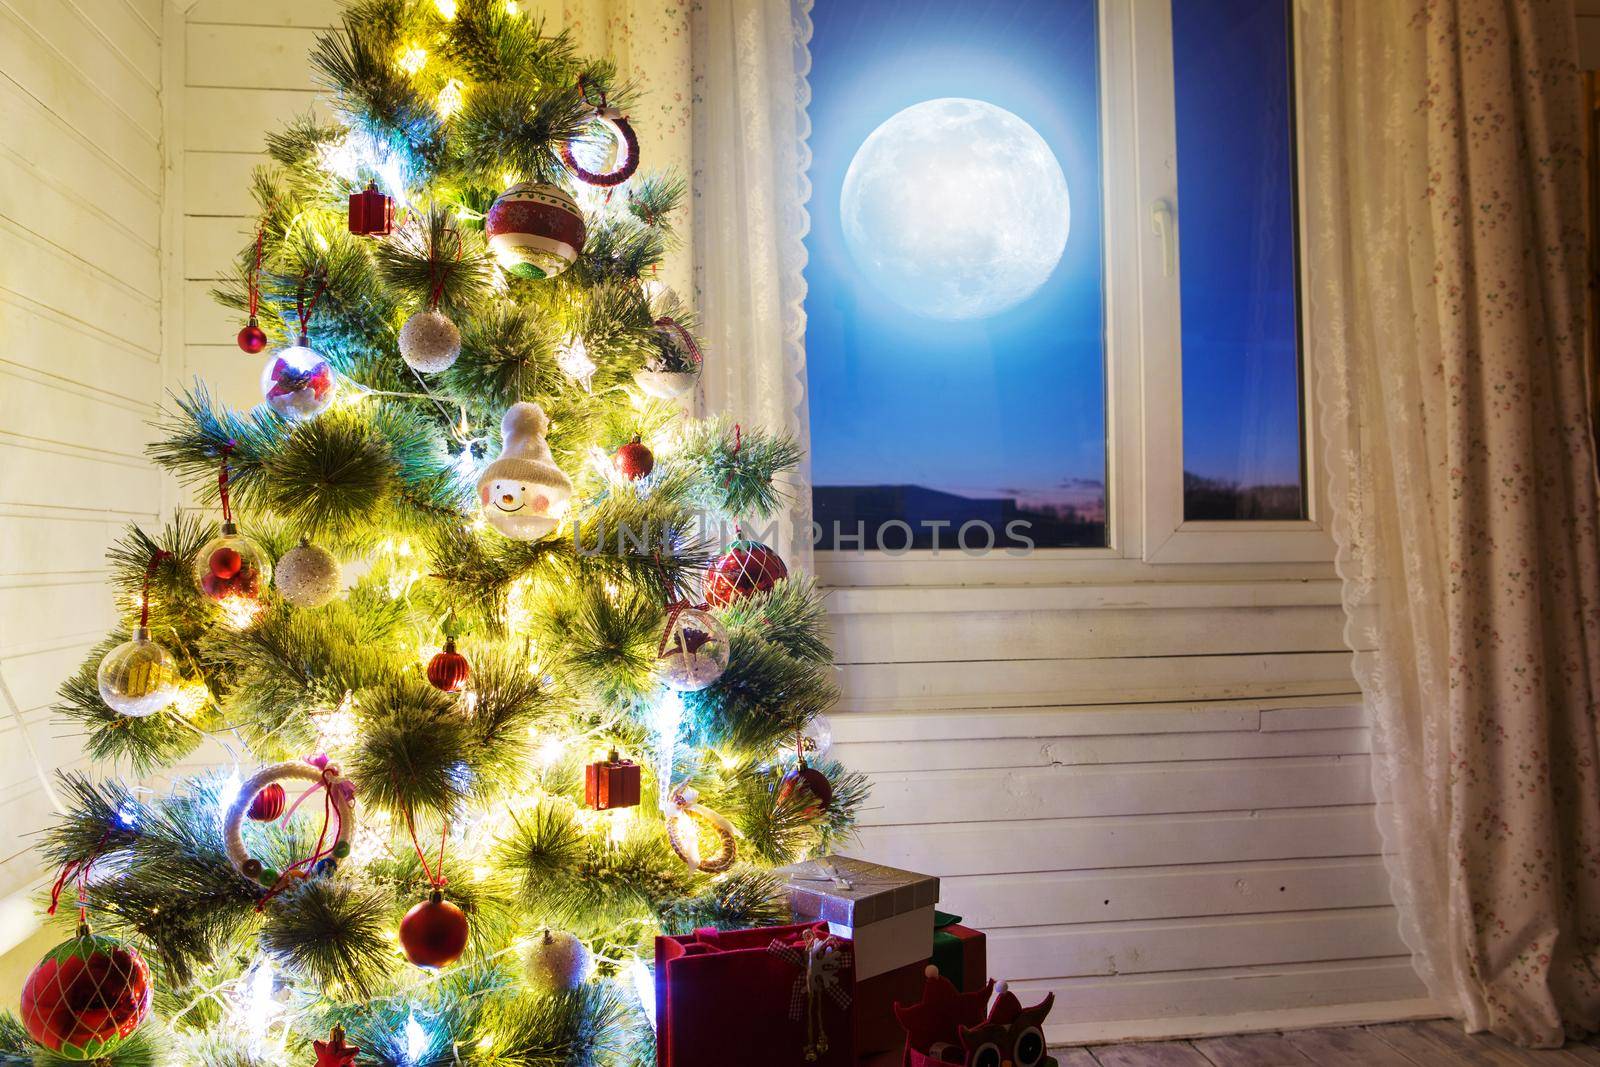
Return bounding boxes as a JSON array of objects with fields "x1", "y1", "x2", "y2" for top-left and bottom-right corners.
[{"x1": 276, "y1": 541, "x2": 342, "y2": 608}]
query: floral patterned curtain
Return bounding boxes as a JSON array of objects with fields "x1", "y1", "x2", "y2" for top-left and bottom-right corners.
[{"x1": 1301, "y1": 0, "x2": 1600, "y2": 1046}]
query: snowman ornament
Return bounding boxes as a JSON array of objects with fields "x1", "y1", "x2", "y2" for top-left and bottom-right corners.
[{"x1": 477, "y1": 402, "x2": 573, "y2": 541}]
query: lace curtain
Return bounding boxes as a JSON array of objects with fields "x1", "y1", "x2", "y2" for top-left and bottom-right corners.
[
  {"x1": 530, "y1": 0, "x2": 817, "y2": 569},
  {"x1": 1300, "y1": 0, "x2": 1600, "y2": 1046},
  {"x1": 689, "y1": 0, "x2": 817, "y2": 570}
]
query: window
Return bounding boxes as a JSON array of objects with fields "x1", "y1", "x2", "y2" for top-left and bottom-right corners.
[
  {"x1": 804, "y1": 0, "x2": 1105, "y2": 552},
  {"x1": 1173, "y1": 0, "x2": 1305, "y2": 521},
  {"x1": 804, "y1": 0, "x2": 1329, "y2": 566}
]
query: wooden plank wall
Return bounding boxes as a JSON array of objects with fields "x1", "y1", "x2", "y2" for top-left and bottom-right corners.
[
  {"x1": 0, "y1": 0, "x2": 167, "y2": 909},
  {"x1": 823, "y1": 578, "x2": 1430, "y2": 1043},
  {"x1": 182, "y1": 0, "x2": 338, "y2": 407},
  {"x1": 179, "y1": 0, "x2": 1429, "y2": 1043}
]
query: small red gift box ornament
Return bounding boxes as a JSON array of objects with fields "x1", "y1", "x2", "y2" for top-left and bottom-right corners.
[
  {"x1": 348, "y1": 181, "x2": 392, "y2": 236},
  {"x1": 584, "y1": 750, "x2": 641, "y2": 811}
]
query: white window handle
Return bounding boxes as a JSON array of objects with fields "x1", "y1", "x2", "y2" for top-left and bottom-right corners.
[{"x1": 1150, "y1": 199, "x2": 1176, "y2": 277}]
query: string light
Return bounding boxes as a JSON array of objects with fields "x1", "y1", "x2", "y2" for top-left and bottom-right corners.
[
  {"x1": 310, "y1": 690, "x2": 359, "y2": 749},
  {"x1": 218, "y1": 766, "x2": 243, "y2": 813},
  {"x1": 535, "y1": 735, "x2": 567, "y2": 767},
  {"x1": 396, "y1": 45, "x2": 428, "y2": 74},
  {"x1": 434, "y1": 0, "x2": 457, "y2": 19},
  {"x1": 217, "y1": 594, "x2": 265, "y2": 630},
  {"x1": 630, "y1": 959, "x2": 657, "y2": 1030},
  {"x1": 403, "y1": 1011, "x2": 433, "y2": 1065},
  {"x1": 172, "y1": 681, "x2": 211, "y2": 718},
  {"x1": 238, "y1": 960, "x2": 283, "y2": 1039},
  {"x1": 650, "y1": 691, "x2": 687, "y2": 808},
  {"x1": 436, "y1": 79, "x2": 464, "y2": 119},
  {"x1": 556, "y1": 334, "x2": 596, "y2": 390}
]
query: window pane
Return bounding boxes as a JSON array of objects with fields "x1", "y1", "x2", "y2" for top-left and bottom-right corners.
[
  {"x1": 1174, "y1": 0, "x2": 1306, "y2": 521},
  {"x1": 805, "y1": 0, "x2": 1106, "y2": 552}
]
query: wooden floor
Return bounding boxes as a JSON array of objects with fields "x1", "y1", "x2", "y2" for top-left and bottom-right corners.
[{"x1": 1059, "y1": 1021, "x2": 1600, "y2": 1065}]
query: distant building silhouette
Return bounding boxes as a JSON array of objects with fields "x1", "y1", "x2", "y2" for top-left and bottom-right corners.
[
  {"x1": 1182, "y1": 471, "x2": 1304, "y2": 521},
  {"x1": 813, "y1": 484, "x2": 1105, "y2": 550}
]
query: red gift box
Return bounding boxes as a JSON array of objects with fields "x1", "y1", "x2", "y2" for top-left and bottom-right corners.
[
  {"x1": 584, "y1": 752, "x2": 640, "y2": 810},
  {"x1": 656, "y1": 923, "x2": 855, "y2": 1067},
  {"x1": 348, "y1": 181, "x2": 392, "y2": 236},
  {"x1": 855, "y1": 958, "x2": 929, "y2": 1057}
]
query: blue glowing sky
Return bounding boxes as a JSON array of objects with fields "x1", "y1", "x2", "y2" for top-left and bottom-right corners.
[{"x1": 804, "y1": 0, "x2": 1304, "y2": 510}]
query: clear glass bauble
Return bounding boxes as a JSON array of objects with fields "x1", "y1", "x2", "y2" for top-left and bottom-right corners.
[
  {"x1": 97, "y1": 628, "x2": 180, "y2": 717},
  {"x1": 261, "y1": 344, "x2": 335, "y2": 420},
  {"x1": 193, "y1": 524, "x2": 273, "y2": 628},
  {"x1": 798, "y1": 715, "x2": 833, "y2": 762},
  {"x1": 657, "y1": 607, "x2": 729, "y2": 692}
]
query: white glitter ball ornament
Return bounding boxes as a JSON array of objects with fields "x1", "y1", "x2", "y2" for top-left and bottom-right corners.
[
  {"x1": 276, "y1": 539, "x2": 342, "y2": 608},
  {"x1": 399, "y1": 309, "x2": 462, "y2": 373},
  {"x1": 524, "y1": 929, "x2": 591, "y2": 992}
]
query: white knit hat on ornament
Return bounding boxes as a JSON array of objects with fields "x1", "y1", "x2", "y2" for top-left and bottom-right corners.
[{"x1": 477, "y1": 402, "x2": 573, "y2": 540}]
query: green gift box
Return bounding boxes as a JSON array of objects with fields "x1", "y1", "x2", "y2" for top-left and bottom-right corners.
[{"x1": 930, "y1": 910, "x2": 987, "y2": 992}]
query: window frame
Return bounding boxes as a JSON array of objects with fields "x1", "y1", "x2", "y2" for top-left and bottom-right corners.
[{"x1": 807, "y1": 0, "x2": 1333, "y2": 584}]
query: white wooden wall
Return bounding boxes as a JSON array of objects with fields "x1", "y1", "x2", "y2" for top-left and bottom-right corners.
[
  {"x1": 1, "y1": 0, "x2": 1437, "y2": 1041},
  {"x1": 0, "y1": 0, "x2": 169, "y2": 926},
  {"x1": 181, "y1": 0, "x2": 337, "y2": 409},
  {"x1": 822, "y1": 576, "x2": 1431, "y2": 1043}
]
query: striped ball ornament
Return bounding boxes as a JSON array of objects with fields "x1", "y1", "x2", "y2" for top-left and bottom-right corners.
[
  {"x1": 248, "y1": 782, "x2": 287, "y2": 821},
  {"x1": 485, "y1": 183, "x2": 586, "y2": 280},
  {"x1": 427, "y1": 638, "x2": 471, "y2": 692}
]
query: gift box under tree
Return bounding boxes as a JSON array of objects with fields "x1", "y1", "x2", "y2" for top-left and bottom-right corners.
[
  {"x1": 776, "y1": 856, "x2": 940, "y2": 978},
  {"x1": 655, "y1": 922, "x2": 856, "y2": 1067},
  {"x1": 776, "y1": 856, "x2": 957, "y2": 1057}
]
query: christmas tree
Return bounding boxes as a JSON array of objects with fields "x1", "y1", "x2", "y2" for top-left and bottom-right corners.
[{"x1": 5, "y1": 4, "x2": 864, "y2": 1065}]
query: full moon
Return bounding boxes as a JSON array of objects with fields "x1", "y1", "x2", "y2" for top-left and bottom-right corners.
[{"x1": 841, "y1": 98, "x2": 1069, "y2": 321}]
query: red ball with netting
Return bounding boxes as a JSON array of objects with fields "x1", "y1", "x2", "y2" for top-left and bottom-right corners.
[
  {"x1": 20, "y1": 930, "x2": 151, "y2": 1060},
  {"x1": 704, "y1": 539, "x2": 788, "y2": 607}
]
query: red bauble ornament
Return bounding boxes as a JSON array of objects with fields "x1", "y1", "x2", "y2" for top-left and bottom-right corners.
[
  {"x1": 584, "y1": 750, "x2": 641, "y2": 811},
  {"x1": 348, "y1": 181, "x2": 393, "y2": 236},
  {"x1": 778, "y1": 761, "x2": 833, "y2": 817},
  {"x1": 209, "y1": 546, "x2": 242, "y2": 580},
  {"x1": 704, "y1": 539, "x2": 788, "y2": 607},
  {"x1": 613, "y1": 435, "x2": 654, "y2": 480},
  {"x1": 484, "y1": 182, "x2": 586, "y2": 280},
  {"x1": 426, "y1": 638, "x2": 471, "y2": 693},
  {"x1": 399, "y1": 891, "x2": 469, "y2": 968},
  {"x1": 237, "y1": 318, "x2": 268, "y2": 354},
  {"x1": 248, "y1": 781, "x2": 286, "y2": 821},
  {"x1": 20, "y1": 929, "x2": 152, "y2": 1060},
  {"x1": 313, "y1": 1026, "x2": 361, "y2": 1067}
]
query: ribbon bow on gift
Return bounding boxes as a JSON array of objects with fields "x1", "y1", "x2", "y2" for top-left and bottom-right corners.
[{"x1": 769, "y1": 927, "x2": 852, "y2": 1061}]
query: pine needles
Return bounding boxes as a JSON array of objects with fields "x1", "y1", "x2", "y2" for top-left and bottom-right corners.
[{"x1": 36, "y1": 5, "x2": 868, "y2": 1064}]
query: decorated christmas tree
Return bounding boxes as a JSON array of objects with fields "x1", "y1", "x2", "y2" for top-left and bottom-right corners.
[{"x1": 4, "y1": 4, "x2": 864, "y2": 1065}]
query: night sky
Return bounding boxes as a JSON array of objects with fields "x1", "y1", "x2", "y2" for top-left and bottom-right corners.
[{"x1": 804, "y1": 0, "x2": 1304, "y2": 530}]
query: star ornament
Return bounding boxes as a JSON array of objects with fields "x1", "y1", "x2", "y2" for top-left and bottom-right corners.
[{"x1": 314, "y1": 1025, "x2": 361, "y2": 1067}]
